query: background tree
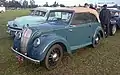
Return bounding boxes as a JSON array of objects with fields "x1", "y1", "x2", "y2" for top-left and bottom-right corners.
[
  {"x1": 30, "y1": 0, "x2": 35, "y2": 8},
  {"x1": 23, "y1": 0, "x2": 28, "y2": 8},
  {"x1": 8, "y1": 0, "x2": 21, "y2": 8},
  {"x1": 0, "y1": 0, "x2": 6, "y2": 6}
]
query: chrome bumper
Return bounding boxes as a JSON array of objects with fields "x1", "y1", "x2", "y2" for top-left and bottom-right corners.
[
  {"x1": 11, "y1": 47, "x2": 40, "y2": 63},
  {"x1": 6, "y1": 27, "x2": 21, "y2": 34}
]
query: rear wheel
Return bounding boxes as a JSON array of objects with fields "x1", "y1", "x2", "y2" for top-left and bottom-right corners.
[
  {"x1": 110, "y1": 24, "x2": 117, "y2": 36},
  {"x1": 44, "y1": 44, "x2": 63, "y2": 70},
  {"x1": 92, "y1": 34, "x2": 101, "y2": 48}
]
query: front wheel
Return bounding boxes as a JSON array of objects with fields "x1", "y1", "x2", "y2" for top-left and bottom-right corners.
[
  {"x1": 110, "y1": 24, "x2": 117, "y2": 36},
  {"x1": 44, "y1": 44, "x2": 63, "y2": 70}
]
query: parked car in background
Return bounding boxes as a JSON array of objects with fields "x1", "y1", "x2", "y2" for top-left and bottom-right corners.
[
  {"x1": 11, "y1": 7, "x2": 104, "y2": 70},
  {"x1": 0, "y1": 6, "x2": 5, "y2": 13},
  {"x1": 7, "y1": 7, "x2": 60, "y2": 37},
  {"x1": 108, "y1": 8, "x2": 120, "y2": 35}
]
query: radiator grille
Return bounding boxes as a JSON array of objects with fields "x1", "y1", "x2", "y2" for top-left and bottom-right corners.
[{"x1": 21, "y1": 28, "x2": 32, "y2": 54}]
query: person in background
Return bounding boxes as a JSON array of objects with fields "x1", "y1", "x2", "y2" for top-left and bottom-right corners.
[
  {"x1": 84, "y1": 3, "x2": 89, "y2": 8},
  {"x1": 95, "y1": 4, "x2": 98, "y2": 10},
  {"x1": 43, "y1": 2, "x2": 49, "y2": 7},
  {"x1": 89, "y1": 4, "x2": 96, "y2": 10},
  {"x1": 99, "y1": 4, "x2": 111, "y2": 37}
]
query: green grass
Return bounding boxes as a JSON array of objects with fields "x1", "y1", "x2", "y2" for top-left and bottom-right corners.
[{"x1": 1, "y1": 10, "x2": 120, "y2": 75}]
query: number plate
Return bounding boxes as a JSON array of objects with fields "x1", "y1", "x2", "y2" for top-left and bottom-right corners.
[{"x1": 16, "y1": 55, "x2": 24, "y2": 62}]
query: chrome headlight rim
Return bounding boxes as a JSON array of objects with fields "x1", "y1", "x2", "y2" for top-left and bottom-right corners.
[
  {"x1": 33, "y1": 38, "x2": 41, "y2": 47},
  {"x1": 7, "y1": 24, "x2": 8, "y2": 27},
  {"x1": 16, "y1": 31, "x2": 22, "y2": 39}
]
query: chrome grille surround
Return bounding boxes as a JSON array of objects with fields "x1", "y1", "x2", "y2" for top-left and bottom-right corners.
[{"x1": 21, "y1": 28, "x2": 32, "y2": 54}]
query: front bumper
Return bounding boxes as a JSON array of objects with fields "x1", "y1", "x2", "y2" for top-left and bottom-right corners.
[{"x1": 11, "y1": 47, "x2": 40, "y2": 63}]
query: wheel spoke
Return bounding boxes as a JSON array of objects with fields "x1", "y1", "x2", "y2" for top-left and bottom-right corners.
[
  {"x1": 45, "y1": 44, "x2": 63, "y2": 69},
  {"x1": 48, "y1": 48, "x2": 60, "y2": 67}
]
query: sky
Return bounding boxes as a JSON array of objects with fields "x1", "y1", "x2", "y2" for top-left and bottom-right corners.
[{"x1": 7, "y1": 0, "x2": 120, "y2": 6}]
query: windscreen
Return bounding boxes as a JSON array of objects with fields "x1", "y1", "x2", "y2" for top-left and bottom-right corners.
[
  {"x1": 47, "y1": 11, "x2": 73, "y2": 24},
  {"x1": 30, "y1": 10, "x2": 46, "y2": 17}
]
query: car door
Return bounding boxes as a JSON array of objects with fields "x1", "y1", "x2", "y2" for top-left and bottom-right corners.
[
  {"x1": 87, "y1": 13, "x2": 101, "y2": 35},
  {"x1": 66, "y1": 13, "x2": 93, "y2": 47}
]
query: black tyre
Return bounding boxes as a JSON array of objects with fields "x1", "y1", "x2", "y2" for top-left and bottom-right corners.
[
  {"x1": 92, "y1": 34, "x2": 101, "y2": 48},
  {"x1": 110, "y1": 24, "x2": 117, "y2": 36},
  {"x1": 44, "y1": 44, "x2": 63, "y2": 70}
]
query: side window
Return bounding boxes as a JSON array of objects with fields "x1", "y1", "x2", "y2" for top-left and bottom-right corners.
[
  {"x1": 88, "y1": 13, "x2": 98, "y2": 22},
  {"x1": 71, "y1": 13, "x2": 98, "y2": 25}
]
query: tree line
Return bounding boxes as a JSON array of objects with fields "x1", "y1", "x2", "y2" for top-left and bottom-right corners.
[
  {"x1": 0, "y1": 0, "x2": 38, "y2": 8},
  {"x1": 0, "y1": 0, "x2": 66, "y2": 8}
]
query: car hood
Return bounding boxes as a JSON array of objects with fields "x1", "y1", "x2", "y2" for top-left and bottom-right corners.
[
  {"x1": 9, "y1": 16, "x2": 46, "y2": 28},
  {"x1": 30, "y1": 22, "x2": 67, "y2": 33}
]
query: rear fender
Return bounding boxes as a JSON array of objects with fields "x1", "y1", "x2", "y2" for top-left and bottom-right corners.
[{"x1": 93, "y1": 26, "x2": 105, "y2": 38}]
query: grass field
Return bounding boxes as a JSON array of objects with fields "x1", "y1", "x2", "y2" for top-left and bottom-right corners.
[{"x1": 1, "y1": 10, "x2": 120, "y2": 75}]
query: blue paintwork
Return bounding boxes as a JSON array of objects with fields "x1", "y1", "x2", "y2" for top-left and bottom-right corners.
[
  {"x1": 13, "y1": 16, "x2": 46, "y2": 27},
  {"x1": 13, "y1": 21, "x2": 104, "y2": 62},
  {"x1": 12, "y1": 10, "x2": 104, "y2": 63},
  {"x1": 27, "y1": 34, "x2": 71, "y2": 61},
  {"x1": 7, "y1": 7, "x2": 49, "y2": 37},
  {"x1": 7, "y1": 16, "x2": 46, "y2": 29}
]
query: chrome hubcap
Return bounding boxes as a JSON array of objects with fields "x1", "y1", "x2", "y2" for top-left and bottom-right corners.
[
  {"x1": 48, "y1": 48, "x2": 60, "y2": 66},
  {"x1": 112, "y1": 25, "x2": 116, "y2": 34},
  {"x1": 95, "y1": 36, "x2": 99, "y2": 44},
  {"x1": 52, "y1": 53, "x2": 58, "y2": 61}
]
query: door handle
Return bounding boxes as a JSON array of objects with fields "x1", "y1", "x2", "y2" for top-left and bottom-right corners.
[
  {"x1": 89, "y1": 25, "x2": 91, "y2": 27},
  {"x1": 68, "y1": 29, "x2": 73, "y2": 32}
]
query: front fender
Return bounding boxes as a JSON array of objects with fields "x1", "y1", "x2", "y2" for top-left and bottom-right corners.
[{"x1": 29, "y1": 34, "x2": 71, "y2": 61}]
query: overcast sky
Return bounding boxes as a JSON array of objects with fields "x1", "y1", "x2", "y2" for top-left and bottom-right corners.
[{"x1": 7, "y1": 0, "x2": 120, "y2": 6}]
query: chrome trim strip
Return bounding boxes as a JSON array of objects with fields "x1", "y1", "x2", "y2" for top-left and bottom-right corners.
[
  {"x1": 8, "y1": 27, "x2": 22, "y2": 31},
  {"x1": 11, "y1": 47, "x2": 40, "y2": 63},
  {"x1": 8, "y1": 29, "x2": 21, "y2": 32},
  {"x1": 21, "y1": 28, "x2": 32, "y2": 53}
]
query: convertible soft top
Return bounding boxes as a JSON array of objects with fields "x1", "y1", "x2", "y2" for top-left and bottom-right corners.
[
  {"x1": 72, "y1": 7, "x2": 100, "y2": 22},
  {"x1": 31, "y1": 7, "x2": 100, "y2": 22}
]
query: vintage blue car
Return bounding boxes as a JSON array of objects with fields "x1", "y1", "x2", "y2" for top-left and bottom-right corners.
[
  {"x1": 7, "y1": 7, "x2": 59, "y2": 37},
  {"x1": 11, "y1": 7, "x2": 104, "y2": 70}
]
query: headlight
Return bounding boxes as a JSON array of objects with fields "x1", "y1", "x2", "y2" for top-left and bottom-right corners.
[
  {"x1": 16, "y1": 32, "x2": 22, "y2": 39},
  {"x1": 110, "y1": 20, "x2": 116, "y2": 23},
  {"x1": 33, "y1": 38, "x2": 41, "y2": 47}
]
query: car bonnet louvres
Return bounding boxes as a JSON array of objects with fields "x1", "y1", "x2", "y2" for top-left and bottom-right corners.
[{"x1": 21, "y1": 28, "x2": 32, "y2": 54}]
